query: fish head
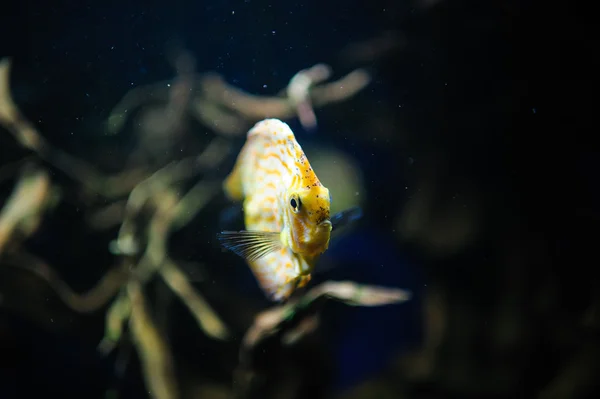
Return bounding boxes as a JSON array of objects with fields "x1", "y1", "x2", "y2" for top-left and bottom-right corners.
[{"x1": 284, "y1": 184, "x2": 332, "y2": 257}]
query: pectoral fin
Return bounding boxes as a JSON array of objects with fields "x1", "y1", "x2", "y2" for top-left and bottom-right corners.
[
  {"x1": 331, "y1": 206, "x2": 363, "y2": 231},
  {"x1": 216, "y1": 230, "x2": 283, "y2": 262}
]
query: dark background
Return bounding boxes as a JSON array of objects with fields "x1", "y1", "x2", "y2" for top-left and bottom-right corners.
[{"x1": 1, "y1": 0, "x2": 598, "y2": 398}]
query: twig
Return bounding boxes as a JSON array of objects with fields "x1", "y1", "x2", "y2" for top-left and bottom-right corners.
[
  {"x1": 160, "y1": 260, "x2": 229, "y2": 340},
  {"x1": 3, "y1": 252, "x2": 130, "y2": 313},
  {"x1": 110, "y1": 164, "x2": 230, "y2": 341},
  {"x1": 0, "y1": 58, "x2": 152, "y2": 199},
  {"x1": 133, "y1": 181, "x2": 230, "y2": 341},
  {"x1": 200, "y1": 66, "x2": 370, "y2": 125},
  {"x1": 106, "y1": 62, "x2": 371, "y2": 139},
  {"x1": 110, "y1": 137, "x2": 230, "y2": 256},
  {"x1": 241, "y1": 281, "x2": 410, "y2": 355},
  {"x1": 0, "y1": 165, "x2": 56, "y2": 255},
  {"x1": 128, "y1": 280, "x2": 180, "y2": 399},
  {"x1": 286, "y1": 63, "x2": 332, "y2": 129},
  {"x1": 235, "y1": 281, "x2": 411, "y2": 397},
  {"x1": 97, "y1": 289, "x2": 131, "y2": 354}
]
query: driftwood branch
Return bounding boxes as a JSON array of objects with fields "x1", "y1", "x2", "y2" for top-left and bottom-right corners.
[{"x1": 235, "y1": 281, "x2": 411, "y2": 398}]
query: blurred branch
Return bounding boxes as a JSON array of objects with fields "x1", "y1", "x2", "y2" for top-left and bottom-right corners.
[
  {"x1": 110, "y1": 137, "x2": 230, "y2": 256},
  {"x1": 1, "y1": 54, "x2": 232, "y2": 399},
  {"x1": 106, "y1": 81, "x2": 172, "y2": 135},
  {"x1": 107, "y1": 62, "x2": 370, "y2": 138},
  {"x1": 160, "y1": 260, "x2": 229, "y2": 341},
  {"x1": 0, "y1": 164, "x2": 57, "y2": 255},
  {"x1": 128, "y1": 280, "x2": 180, "y2": 399},
  {"x1": 3, "y1": 252, "x2": 129, "y2": 313},
  {"x1": 97, "y1": 289, "x2": 131, "y2": 354},
  {"x1": 286, "y1": 63, "x2": 332, "y2": 129},
  {"x1": 201, "y1": 66, "x2": 370, "y2": 131},
  {"x1": 0, "y1": 57, "x2": 152, "y2": 199},
  {"x1": 304, "y1": 280, "x2": 411, "y2": 306},
  {"x1": 105, "y1": 135, "x2": 231, "y2": 348},
  {"x1": 236, "y1": 281, "x2": 411, "y2": 397},
  {"x1": 242, "y1": 281, "x2": 410, "y2": 355},
  {"x1": 108, "y1": 170, "x2": 230, "y2": 397}
]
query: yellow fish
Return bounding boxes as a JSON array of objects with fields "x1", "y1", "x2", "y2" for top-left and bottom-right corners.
[{"x1": 217, "y1": 119, "x2": 359, "y2": 302}]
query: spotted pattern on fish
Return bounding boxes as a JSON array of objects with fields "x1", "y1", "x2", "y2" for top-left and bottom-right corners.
[{"x1": 222, "y1": 119, "x2": 332, "y2": 301}]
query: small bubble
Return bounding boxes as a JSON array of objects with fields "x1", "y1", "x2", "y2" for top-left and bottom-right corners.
[{"x1": 263, "y1": 84, "x2": 268, "y2": 88}]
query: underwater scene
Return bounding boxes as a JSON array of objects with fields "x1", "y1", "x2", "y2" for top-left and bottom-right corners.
[{"x1": 0, "y1": 0, "x2": 597, "y2": 398}]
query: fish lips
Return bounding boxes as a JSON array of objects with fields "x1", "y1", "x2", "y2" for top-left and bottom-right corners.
[{"x1": 318, "y1": 219, "x2": 332, "y2": 231}]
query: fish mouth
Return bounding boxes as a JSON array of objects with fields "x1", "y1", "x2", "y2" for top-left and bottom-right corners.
[{"x1": 318, "y1": 219, "x2": 332, "y2": 231}]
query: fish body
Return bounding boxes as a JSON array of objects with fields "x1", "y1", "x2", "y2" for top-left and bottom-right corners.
[{"x1": 218, "y1": 119, "x2": 332, "y2": 301}]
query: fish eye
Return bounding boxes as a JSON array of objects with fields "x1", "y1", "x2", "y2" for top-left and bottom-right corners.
[{"x1": 290, "y1": 197, "x2": 301, "y2": 212}]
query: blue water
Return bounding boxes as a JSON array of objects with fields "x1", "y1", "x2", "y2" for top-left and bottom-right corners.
[{"x1": 318, "y1": 227, "x2": 424, "y2": 392}]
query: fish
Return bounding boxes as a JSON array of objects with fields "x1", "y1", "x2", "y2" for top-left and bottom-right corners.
[{"x1": 217, "y1": 118, "x2": 358, "y2": 302}]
